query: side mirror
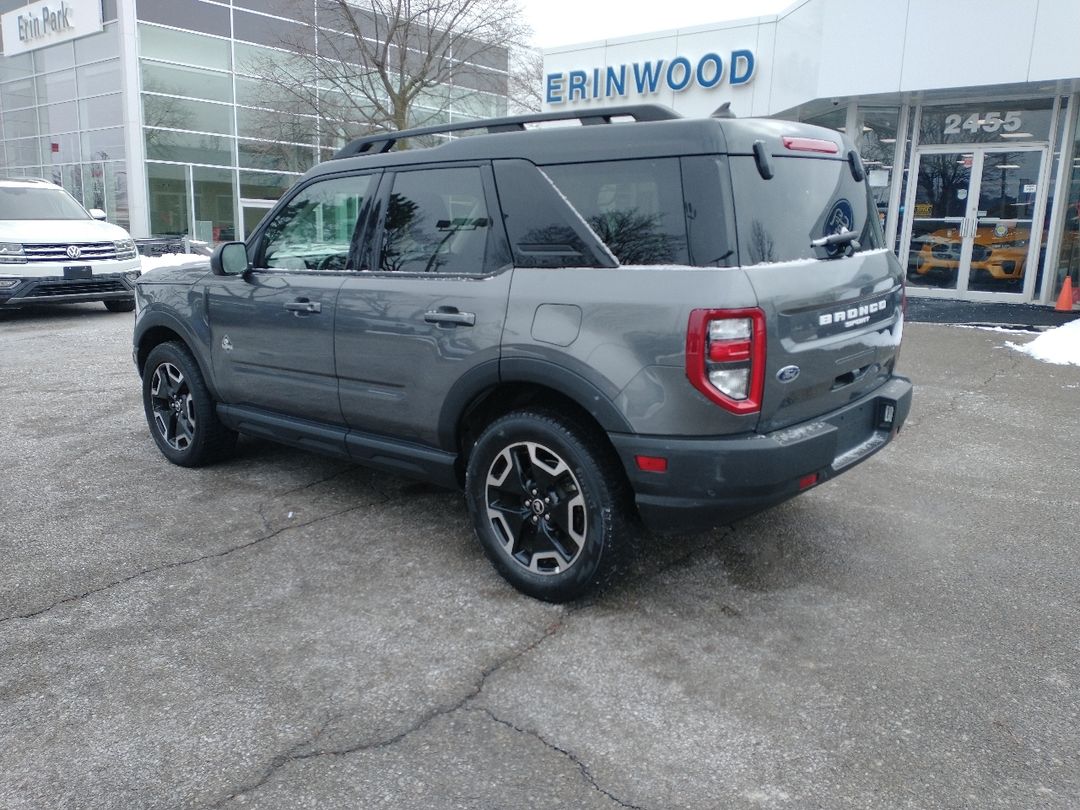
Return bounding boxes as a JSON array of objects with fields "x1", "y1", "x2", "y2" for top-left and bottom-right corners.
[
  {"x1": 88, "y1": 208, "x2": 107, "y2": 221},
  {"x1": 210, "y1": 241, "x2": 250, "y2": 276}
]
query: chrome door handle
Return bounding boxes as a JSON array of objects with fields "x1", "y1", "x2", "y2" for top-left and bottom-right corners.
[
  {"x1": 424, "y1": 309, "x2": 476, "y2": 326},
  {"x1": 284, "y1": 300, "x2": 321, "y2": 313}
]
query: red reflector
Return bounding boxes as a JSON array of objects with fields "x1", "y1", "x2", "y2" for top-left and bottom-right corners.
[
  {"x1": 635, "y1": 455, "x2": 668, "y2": 473},
  {"x1": 782, "y1": 136, "x2": 839, "y2": 154},
  {"x1": 798, "y1": 473, "x2": 819, "y2": 490},
  {"x1": 708, "y1": 339, "x2": 751, "y2": 363}
]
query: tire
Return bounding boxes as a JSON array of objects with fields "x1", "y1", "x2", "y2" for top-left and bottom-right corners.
[
  {"x1": 142, "y1": 341, "x2": 237, "y2": 467},
  {"x1": 465, "y1": 409, "x2": 633, "y2": 602},
  {"x1": 105, "y1": 299, "x2": 136, "y2": 313}
]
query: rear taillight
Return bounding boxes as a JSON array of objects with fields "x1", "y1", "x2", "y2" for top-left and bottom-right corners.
[{"x1": 686, "y1": 308, "x2": 766, "y2": 414}]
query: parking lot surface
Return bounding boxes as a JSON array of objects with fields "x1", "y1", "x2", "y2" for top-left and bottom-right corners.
[{"x1": 1, "y1": 305, "x2": 1078, "y2": 809}]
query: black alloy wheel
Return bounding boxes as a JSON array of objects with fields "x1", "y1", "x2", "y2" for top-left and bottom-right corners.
[
  {"x1": 142, "y1": 341, "x2": 236, "y2": 467},
  {"x1": 465, "y1": 410, "x2": 632, "y2": 602}
]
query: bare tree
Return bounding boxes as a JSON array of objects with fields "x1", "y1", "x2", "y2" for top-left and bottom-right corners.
[
  {"x1": 507, "y1": 46, "x2": 544, "y2": 114},
  {"x1": 247, "y1": 0, "x2": 531, "y2": 147}
]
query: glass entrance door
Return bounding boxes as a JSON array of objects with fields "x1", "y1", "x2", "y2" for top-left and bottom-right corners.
[{"x1": 905, "y1": 146, "x2": 1046, "y2": 300}]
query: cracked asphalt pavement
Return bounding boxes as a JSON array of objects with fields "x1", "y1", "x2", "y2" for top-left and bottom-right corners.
[{"x1": 2, "y1": 305, "x2": 1079, "y2": 809}]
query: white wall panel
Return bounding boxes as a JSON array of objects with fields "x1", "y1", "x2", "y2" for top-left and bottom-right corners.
[
  {"x1": 815, "y1": 0, "x2": 907, "y2": 99},
  {"x1": 1029, "y1": 1, "x2": 1080, "y2": 82},
  {"x1": 900, "y1": 0, "x2": 1038, "y2": 91}
]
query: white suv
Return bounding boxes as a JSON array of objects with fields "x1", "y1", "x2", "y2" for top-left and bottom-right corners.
[{"x1": 0, "y1": 178, "x2": 141, "y2": 311}]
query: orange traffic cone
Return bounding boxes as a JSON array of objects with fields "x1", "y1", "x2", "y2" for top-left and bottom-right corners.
[{"x1": 1055, "y1": 276, "x2": 1075, "y2": 312}]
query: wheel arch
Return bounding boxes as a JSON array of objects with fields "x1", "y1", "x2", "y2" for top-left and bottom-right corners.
[
  {"x1": 135, "y1": 312, "x2": 221, "y2": 401},
  {"x1": 448, "y1": 366, "x2": 635, "y2": 492}
]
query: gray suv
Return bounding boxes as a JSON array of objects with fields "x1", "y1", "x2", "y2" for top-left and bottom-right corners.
[{"x1": 133, "y1": 105, "x2": 912, "y2": 602}]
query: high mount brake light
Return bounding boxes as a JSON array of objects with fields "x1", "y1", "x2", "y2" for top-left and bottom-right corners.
[
  {"x1": 686, "y1": 308, "x2": 766, "y2": 414},
  {"x1": 782, "y1": 136, "x2": 839, "y2": 154}
]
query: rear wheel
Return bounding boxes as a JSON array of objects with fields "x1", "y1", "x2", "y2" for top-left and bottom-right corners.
[
  {"x1": 105, "y1": 299, "x2": 135, "y2": 313},
  {"x1": 142, "y1": 341, "x2": 236, "y2": 467},
  {"x1": 465, "y1": 410, "x2": 632, "y2": 602}
]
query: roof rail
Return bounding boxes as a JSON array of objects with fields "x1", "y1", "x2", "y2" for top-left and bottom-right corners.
[{"x1": 332, "y1": 104, "x2": 682, "y2": 159}]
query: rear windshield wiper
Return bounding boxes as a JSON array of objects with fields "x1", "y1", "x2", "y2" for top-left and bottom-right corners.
[{"x1": 811, "y1": 229, "x2": 861, "y2": 256}]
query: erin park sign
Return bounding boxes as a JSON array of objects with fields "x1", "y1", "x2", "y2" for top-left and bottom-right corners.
[
  {"x1": 1, "y1": 0, "x2": 102, "y2": 57},
  {"x1": 546, "y1": 50, "x2": 756, "y2": 105}
]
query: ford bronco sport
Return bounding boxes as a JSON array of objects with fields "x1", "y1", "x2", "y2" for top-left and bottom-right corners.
[{"x1": 133, "y1": 105, "x2": 912, "y2": 602}]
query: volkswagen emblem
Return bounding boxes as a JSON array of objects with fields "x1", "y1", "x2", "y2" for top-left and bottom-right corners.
[
  {"x1": 776, "y1": 365, "x2": 801, "y2": 383},
  {"x1": 66, "y1": 245, "x2": 81, "y2": 259}
]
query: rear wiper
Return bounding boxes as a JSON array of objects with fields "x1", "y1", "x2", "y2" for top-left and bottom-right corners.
[{"x1": 811, "y1": 229, "x2": 861, "y2": 256}]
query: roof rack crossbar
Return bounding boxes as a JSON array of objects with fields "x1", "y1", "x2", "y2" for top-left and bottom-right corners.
[{"x1": 332, "y1": 104, "x2": 681, "y2": 159}]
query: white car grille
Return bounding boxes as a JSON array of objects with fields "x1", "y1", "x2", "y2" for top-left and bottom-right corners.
[{"x1": 23, "y1": 242, "x2": 121, "y2": 262}]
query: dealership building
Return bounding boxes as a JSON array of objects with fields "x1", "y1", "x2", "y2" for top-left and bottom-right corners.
[
  {"x1": 0, "y1": 0, "x2": 508, "y2": 243},
  {"x1": 543, "y1": 0, "x2": 1080, "y2": 308}
]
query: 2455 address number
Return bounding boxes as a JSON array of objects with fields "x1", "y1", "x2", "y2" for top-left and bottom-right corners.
[{"x1": 943, "y1": 111, "x2": 1024, "y2": 136}]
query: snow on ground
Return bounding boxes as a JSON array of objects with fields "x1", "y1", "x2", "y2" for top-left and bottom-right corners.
[
  {"x1": 139, "y1": 252, "x2": 209, "y2": 272},
  {"x1": 1006, "y1": 318, "x2": 1080, "y2": 366}
]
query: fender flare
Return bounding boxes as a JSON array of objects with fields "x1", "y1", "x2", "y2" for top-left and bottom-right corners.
[
  {"x1": 134, "y1": 308, "x2": 221, "y2": 402},
  {"x1": 436, "y1": 357, "x2": 633, "y2": 450}
]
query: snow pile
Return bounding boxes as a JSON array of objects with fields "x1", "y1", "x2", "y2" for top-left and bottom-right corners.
[
  {"x1": 1007, "y1": 318, "x2": 1080, "y2": 366},
  {"x1": 139, "y1": 252, "x2": 209, "y2": 272}
]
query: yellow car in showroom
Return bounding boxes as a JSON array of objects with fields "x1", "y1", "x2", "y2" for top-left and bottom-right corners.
[{"x1": 912, "y1": 223, "x2": 1029, "y2": 285}]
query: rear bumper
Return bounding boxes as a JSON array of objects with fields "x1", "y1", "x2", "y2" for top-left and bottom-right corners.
[
  {"x1": 610, "y1": 376, "x2": 913, "y2": 533},
  {"x1": 0, "y1": 270, "x2": 138, "y2": 307}
]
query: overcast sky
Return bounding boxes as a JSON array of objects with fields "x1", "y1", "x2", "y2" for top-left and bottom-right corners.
[{"x1": 522, "y1": 0, "x2": 794, "y2": 49}]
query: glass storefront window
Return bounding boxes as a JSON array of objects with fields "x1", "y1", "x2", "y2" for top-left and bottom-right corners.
[
  {"x1": 142, "y1": 95, "x2": 234, "y2": 135},
  {"x1": 83, "y1": 128, "x2": 127, "y2": 162},
  {"x1": 141, "y1": 61, "x2": 233, "y2": 104},
  {"x1": 147, "y1": 162, "x2": 189, "y2": 236},
  {"x1": 145, "y1": 129, "x2": 233, "y2": 165},
  {"x1": 919, "y1": 99, "x2": 1053, "y2": 145},
  {"x1": 38, "y1": 101, "x2": 79, "y2": 135},
  {"x1": 193, "y1": 166, "x2": 236, "y2": 242},
  {"x1": 44, "y1": 133, "x2": 81, "y2": 164},
  {"x1": 1052, "y1": 103, "x2": 1080, "y2": 306},
  {"x1": 36, "y1": 70, "x2": 77, "y2": 104},
  {"x1": 33, "y1": 42, "x2": 75, "y2": 73},
  {"x1": 856, "y1": 106, "x2": 900, "y2": 234},
  {"x1": 238, "y1": 139, "x2": 315, "y2": 173},
  {"x1": 7, "y1": 138, "x2": 42, "y2": 167},
  {"x1": 77, "y1": 60, "x2": 122, "y2": 96},
  {"x1": 1, "y1": 78, "x2": 37, "y2": 110},
  {"x1": 801, "y1": 107, "x2": 847, "y2": 132},
  {"x1": 0, "y1": 53, "x2": 34, "y2": 83},
  {"x1": 240, "y1": 170, "x2": 298, "y2": 202},
  {"x1": 75, "y1": 24, "x2": 120, "y2": 65},
  {"x1": 3, "y1": 108, "x2": 39, "y2": 141},
  {"x1": 236, "y1": 106, "x2": 315, "y2": 144},
  {"x1": 138, "y1": 24, "x2": 231, "y2": 72},
  {"x1": 80, "y1": 93, "x2": 123, "y2": 131},
  {"x1": 105, "y1": 161, "x2": 130, "y2": 231}
]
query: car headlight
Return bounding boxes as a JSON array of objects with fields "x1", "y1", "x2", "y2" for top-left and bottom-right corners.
[
  {"x1": 0, "y1": 243, "x2": 26, "y2": 264},
  {"x1": 114, "y1": 239, "x2": 138, "y2": 260}
]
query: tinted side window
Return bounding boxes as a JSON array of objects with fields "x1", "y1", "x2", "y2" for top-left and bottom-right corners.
[
  {"x1": 379, "y1": 167, "x2": 493, "y2": 274},
  {"x1": 541, "y1": 159, "x2": 690, "y2": 265},
  {"x1": 261, "y1": 174, "x2": 374, "y2": 271}
]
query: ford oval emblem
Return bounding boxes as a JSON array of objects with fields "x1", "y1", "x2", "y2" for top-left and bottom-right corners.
[{"x1": 776, "y1": 365, "x2": 800, "y2": 383}]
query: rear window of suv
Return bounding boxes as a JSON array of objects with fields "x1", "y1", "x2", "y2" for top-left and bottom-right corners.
[
  {"x1": 541, "y1": 159, "x2": 690, "y2": 266},
  {"x1": 729, "y1": 155, "x2": 883, "y2": 265},
  {"x1": 0, "y1": 186, "x2": 90, "y2": 220}
]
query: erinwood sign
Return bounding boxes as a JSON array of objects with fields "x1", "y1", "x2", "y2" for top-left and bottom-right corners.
[{"x1": 1, "y1": 0, "x2": 102, "y2": 57}]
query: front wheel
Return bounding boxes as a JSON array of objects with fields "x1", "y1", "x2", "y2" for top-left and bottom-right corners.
[
  {"x1": 465, "y1": 410, "x2": 632, "y2": 602},
  {"x1": 142, "y1": 341, "x2": 236, "y2": 467}
]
